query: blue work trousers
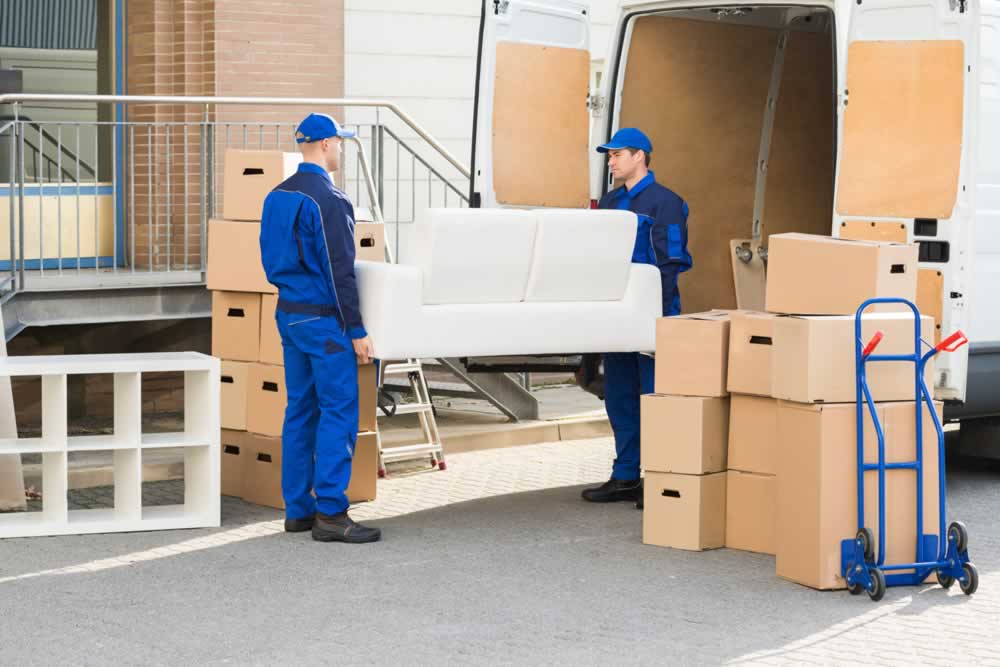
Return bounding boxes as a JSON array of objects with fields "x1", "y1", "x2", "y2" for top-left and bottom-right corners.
[
  {"x1": 276, "y1": 311, "x2": 359, "y2": 519},
  {"x1": 603, "y1": 352, "x2": 655, "y2": 481}
]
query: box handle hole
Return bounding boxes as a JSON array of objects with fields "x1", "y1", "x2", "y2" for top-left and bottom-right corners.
[
  {"x1": 661, "y1": 489, "x2": 681, "y2": 498},
  {"x1": 243, "y1": 168, "x2": 264, "y2": 176}
]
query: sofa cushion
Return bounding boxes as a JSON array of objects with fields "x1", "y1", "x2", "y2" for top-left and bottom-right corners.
[
  {"x1": 524, "y1": 209, "x2": 637, "y2": 302},
  {"x1": 405, "y1": 208, "x2": 537, "y2": 305}
]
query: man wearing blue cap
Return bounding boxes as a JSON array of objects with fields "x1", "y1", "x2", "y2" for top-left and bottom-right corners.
[
  {"x1": 581, "y1": 127, "x2": 693, "y2": 506},
  {"x1": 259, "y1": 112, "x2": 381, "y2": 543}
]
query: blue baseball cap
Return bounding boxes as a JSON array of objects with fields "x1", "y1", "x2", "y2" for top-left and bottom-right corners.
[
  {"x1": 295, "y1": 113, "x2": 356, "y2": 144},
  {"x1": 597, "y1": 127, "x2": 652, "y2": 154}
]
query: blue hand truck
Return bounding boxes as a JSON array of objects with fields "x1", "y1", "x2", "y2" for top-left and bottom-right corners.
[{"x1": 840, "y1": 297, "x2": 978, "y2": 602}]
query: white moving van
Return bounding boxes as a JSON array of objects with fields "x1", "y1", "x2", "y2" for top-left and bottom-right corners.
[{"x1": 469, "y1": 0, "x2": 1000, "y2": 448}]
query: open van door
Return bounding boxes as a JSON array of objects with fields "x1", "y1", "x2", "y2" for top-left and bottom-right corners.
[
  {"x1": 833, "y1": 0, "x2": 977, "y2": 401},
  {"x1": 470, "y1": 0, "x2": 591, "y2": 210}
]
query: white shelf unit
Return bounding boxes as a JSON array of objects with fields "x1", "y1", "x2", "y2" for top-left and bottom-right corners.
[{"x1": 0, "y1": 353, "x2": 220, "y2": 539}]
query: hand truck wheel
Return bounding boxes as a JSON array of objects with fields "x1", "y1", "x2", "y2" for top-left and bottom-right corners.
[
  {"x1": 948, "y1": 521, "x2": 969, "y2": 554},
  {"x1": 959, "y1": 562, "x2": 979, "y2": 596},
  {"x1": 867, "y1": 567, "x2": 886, "y2": 602},
  {"x1": 857, "y1": 527, "x2": 875, "y2": 562},
  {"x1": 936, "y1": 570, "x2": 955, "y2": 589},
  {"x1": 848, "y1": 581, "x2": 865, "y2": 595}
]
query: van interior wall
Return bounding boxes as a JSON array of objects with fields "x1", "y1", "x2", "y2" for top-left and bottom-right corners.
[{"x1": 618, "y1": 15, "x2": 834, "y2": 313}]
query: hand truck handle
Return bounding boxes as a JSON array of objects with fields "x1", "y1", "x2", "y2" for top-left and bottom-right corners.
[
  {"x1": 862, "y1": 330, "x2": 885, "y2": 358},
  {"x1": 936, "y1": 330, "x2": 969, "y2": 353}
]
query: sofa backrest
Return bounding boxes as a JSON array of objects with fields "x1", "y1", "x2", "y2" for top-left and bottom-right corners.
[
  {"x1": 406, "y1": 208, "x2": 537, "y2": 305},
  {"x1": 524, "y1": 209, "x2": 637, "y2": 302}
]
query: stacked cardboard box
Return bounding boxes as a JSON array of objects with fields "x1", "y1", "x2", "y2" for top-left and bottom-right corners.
[
  {"x1": 642, "y1": 311, "x2": 731, "y2": 551},
  {"x1": 646, "y1": 233, "x2": 940, "y2": 590},
  {"x1": 211, "y1": 148, "x2": 386, "y2": 509},
  {"x1": 762, "y1": 233, "x2": 936, "y2": 590}
]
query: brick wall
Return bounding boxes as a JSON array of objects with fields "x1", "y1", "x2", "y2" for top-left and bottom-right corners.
[{"x1": 125, "y1": 0, "x2": 345, "y2": 269}]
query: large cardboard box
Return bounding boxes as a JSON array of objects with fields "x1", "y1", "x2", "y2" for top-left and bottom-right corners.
[
  {"x1": 765, "y1": 233, "x2": 918, "y2": 315},
  {"x1": 212, "y1": 292, "x2": 262, "y2": 362},
  {"x1": 359, "y1": 363, "x2": 378, "y2": 433},
  {"x1": 241, "y1": 431, "x2": 378, "y2": 510},
  {"x1": 259, "y1": 294, "x2": 282, "y2": 366},
  {"x1": 346, "y1": 431, "x2": 379, "y2": 502},
  {"x1": 355, "y1": 223, "x2": 386, "y2": 262},
  {"x1": 220, "y1": 429, "x2": 247, "y2": 498},
  {"x1": 220, "y1": 360, "x2": 250, "y2": 431},
  {"x1": 727, "y1": 311, "x2": 778, "y2": 396},
  {"x1": 775, "y1": 400, "x2": 941, "y2": 590},
  {"x1": 771, "y1": 313, "x2": 934, "y2": 404},
  {"x1": 223, "y1": 149, "x2": 301, "y2": 221},
  {"x1": 206, "y1": 220, "x2": 276, "y2": 294},
  {"x1": 241, "y1": 432, "x2": 284, "y2": 509},
  {"x1": 655, "y1": 311, "x2": 731, "y2": 397},
  {"x1": 641, "y1": 394, "x2": 728, "y2": 474},
  {"x1": 642, "y1": 471, "x2": 726, "y2": 551},
  {"x1": 725, "y1": 470, "x2": 776, "y2": 555},
  {"x1": 246, "y1": 363, "x2": 287, "y2": 437},
  {"x1": 727, "y1": 395, "x2": 778, "y2": 475}
]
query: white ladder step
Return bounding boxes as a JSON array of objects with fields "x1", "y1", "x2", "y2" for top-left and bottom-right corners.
[{"x1": 390, "y1": 402, "x2": 434, "y2": 416}]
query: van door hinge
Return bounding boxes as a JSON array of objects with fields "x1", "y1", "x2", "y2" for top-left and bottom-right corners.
[
  {"x1": 587, "y1": 94, "x2": 605, "y2": 116},
  {"x1": 493, "y1": 0, "x2": 510, "y2": 15}
]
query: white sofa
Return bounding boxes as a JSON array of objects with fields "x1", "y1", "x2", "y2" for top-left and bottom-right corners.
[{"x1": 355, "y1": 208, "x2": 662, "y2": 360}]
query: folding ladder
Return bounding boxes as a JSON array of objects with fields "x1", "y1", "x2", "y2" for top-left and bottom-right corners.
[{"x1": 349, "y1": 143, "x2": 445, "y2": 476}]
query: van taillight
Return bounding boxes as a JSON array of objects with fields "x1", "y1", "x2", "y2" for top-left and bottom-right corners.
[{"x1": 590, "y1": 199, "x2": 598, "y2": 209}]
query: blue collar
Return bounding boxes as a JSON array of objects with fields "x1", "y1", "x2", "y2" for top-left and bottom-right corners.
[
  {"x1": 613, "y1": 171, "x2": 655, "y2": 210},
  {"x1": 618, "y1": 171, "x2": 655, "y2": 199},
  {"x1": 297, "y1": 162, "x2": 332, "y2": 182}
]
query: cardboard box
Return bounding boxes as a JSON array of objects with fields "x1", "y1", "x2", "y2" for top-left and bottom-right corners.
[
  {"x1": 220, "y1": 429, "x2": 247, "y2": 498},
  {"x1": 771, "y1": 313, "x2": 934, "y2": 404},
  {"x1": 355, "y1": 223, "x2": 386, "y2": 262},
  {"x1": 246, "y1": 363, "x2": 287, "y2": 437},
  {"x1": 765, "y1": 233, "x2": 918, "y2": 315},
  {"x1": 641, "y1": 394, "x2": 728, "y2": 474},
  {"x1": 223, "y1": 149, "x2": 301, "y2": 221},
  {"x1": 642, "y1": 471, "x2": 726, "y2": 551},
  {"x1": 212, "y1": 292, "x2": 262, "y2": 362},
  {"x1": 727, "y1": 395, "x2": 778, "y2": 475},
  {"x1": 725, "y1": 470, "x2": 776, "y2": 554},
  {"x1": 241, "y1": 432, "x2": 284, "y2": 509},
  {"x1": 346, "y1": 431, "x2": 379, "y2": 502},
  {"x1": 655, "y1": 311, "x2": 731, "y2": 397},
  {"x1": 206, "y1": 220, "x2": 276, "y2": 294},
  {"x1": 775, "y1": 400, "x2": 941, "y2": 590},
  {"x1": 241, "y1": 431, "x2": 378, "y2": 510},
  {"x1": 727, "y1": 311, "x2": 778, "y2": 396},
  {"x1": 259, "y1": 294, "x2": 282, "y2": 366},
  {"x1": 220, "y1": 360, "x2": 250, "y2": 431},
  {"x1": 359, "y1": 363, "x2": 378, "y2": 433}
]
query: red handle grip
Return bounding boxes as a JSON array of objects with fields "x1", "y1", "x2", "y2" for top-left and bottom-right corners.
[
  {"x1": 936, "y1": 330, "x2": 969, "y2": 353},
  {"x1": 862, "y1": 331, "x2": 885, "y2": 357}
]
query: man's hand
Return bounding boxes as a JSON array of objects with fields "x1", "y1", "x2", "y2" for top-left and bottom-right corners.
[{"x1": 353, "y1": 336, "x2": 374, "y2": 365}]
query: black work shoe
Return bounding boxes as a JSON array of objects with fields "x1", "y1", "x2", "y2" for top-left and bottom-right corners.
[
  {"x1": 284, "y1": 515, "x2": 315, "y2": 533},
  {"x1": 312, "y1": 511, "x2": 382, "y2": 544},
  {"x1": 581, "y1": 477, "x2": 643, "y2": 504}
]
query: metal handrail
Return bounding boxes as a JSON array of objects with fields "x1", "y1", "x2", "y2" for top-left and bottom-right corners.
[
  {"x1": 381, "y1": 124, "x2": 468, "y2": 202},
  {"x1": 1, "y1": 115, "x2": 97, "y2": 180},
  {"x1": 0, "y1": 94, "x2": 471, "y2": 179}
]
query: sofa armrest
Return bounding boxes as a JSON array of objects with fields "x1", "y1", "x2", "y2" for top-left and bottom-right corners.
[{"x1": 356, "y1": 261, "x2": 423, "y2": 360}]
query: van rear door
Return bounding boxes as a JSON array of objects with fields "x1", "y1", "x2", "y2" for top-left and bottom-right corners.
[
  {"x1": 834, "y1": 0, "x2": 977, "y2": 400},
  {"x1": 470, "y1": 0, "x2": 591, "y2": 209}
]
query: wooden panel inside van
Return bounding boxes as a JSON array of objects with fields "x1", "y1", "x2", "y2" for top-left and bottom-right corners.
[
  {"x1": 619, "y1": 17, "x2": 778, "y2": 313},
  {"x1": 760, "y1": 30, "x2": 836, "y2": 243},
  {"x1": 836, "y1": 41, "x2": 965, "y2": 219}
]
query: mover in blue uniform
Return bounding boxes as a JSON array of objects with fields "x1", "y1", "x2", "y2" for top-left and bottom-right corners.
[
  {"x1": 581, "y1": 128, "x2": 693, "y2": 506},
  {"x1": 259, "y1": 113, "x2": 381, "y2": 543}
]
